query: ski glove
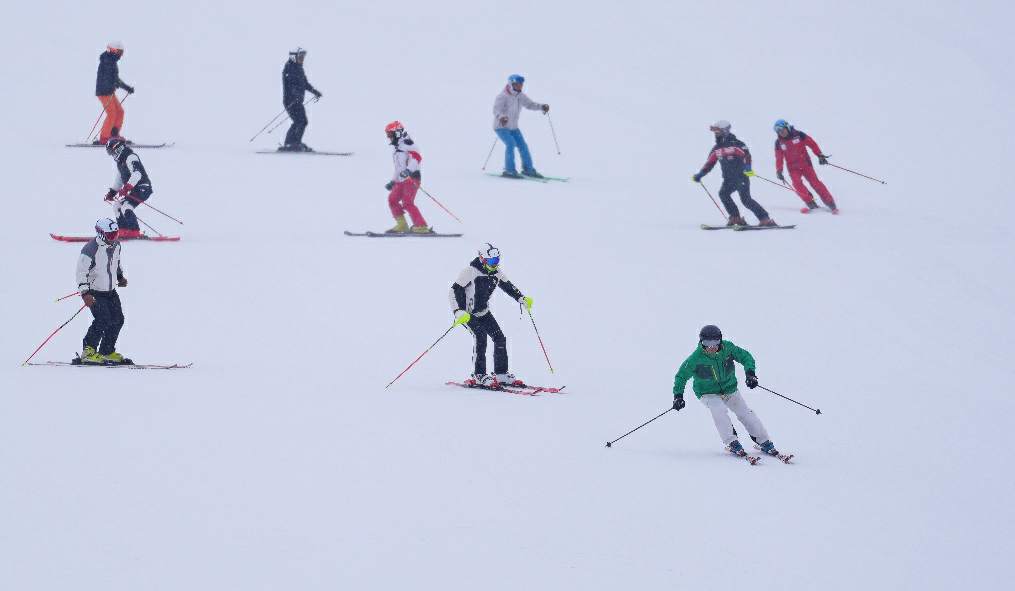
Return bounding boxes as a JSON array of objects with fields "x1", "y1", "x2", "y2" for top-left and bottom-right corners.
[
  {"x1": 744, "y1": 169, "x2": 756, "y2": 177},
  {"x1": 409, "y1": 170, "x2": 422, "y2": 182},
  {"x1": 541, "y1": 104, "x2": 550, "y2": 114},
  {"x1": 385, "y1": 181, "x2": 394, "y2": 191},
  {"x1": 312, "y1": 90, "x2": 322, "y2": 99},
  {"x1": 520, "y1": 296, "x2": 534, "y2": 311},
  {"x1": 82, "y1": 292, "x2": 96, "y2": 308},
  {"x1": 453, "y1": 310, "x2": 472, "y2": 326},
  {"x1": 692, "y1": 173, "x2": 702, "y2": 183},
  {"x1": 499, "y1": 116, "x2": 509, "y2": 127},
  {"x1": 745, "y1": 370, "x2": 759, "y2": 389},
  {"x1": 117, "y1": 276, "x2": 128, "y2": 288},
  {"x1": 818, "y1": 155, "x2": 829, "y2": 165},
  {"x1": 124, "y1": 85, "x2": 135, "y2": 94},
  {"x1": 776, "y1": 171, "x2": 786, "y2": 183},
  {"x1": 117, "y1": 183, "x2": 134, "y2": 198},
  {"x1": 104, "y1": 188, "x2": 117, "y2": 202},
  {"x1": 673, "y1": 397, "x2": 685, "y2": 411}
]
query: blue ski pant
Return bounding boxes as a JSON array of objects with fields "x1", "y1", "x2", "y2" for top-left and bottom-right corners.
[{"x1": 495, "y1": 128, "x2": 534, "y2": 173}]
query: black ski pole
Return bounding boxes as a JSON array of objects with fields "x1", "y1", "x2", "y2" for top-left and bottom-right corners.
[
  {"x1": 266, "y1": 96, "x2": 317, "y2": 136},
  {"x1": 752, "y1": 172, "x2": 812, "y2": 202},
  {"x1": 605, "y1": 408, "x2": 672, "y2": 448},
  {"x1": 135, "y1": 214, "x2": 164, "y2": 237},
  {"x1": 481, "y1": 138, "x2": 497, "y2": 170},
  {"x1": 825, "y1": 161, "x2": 887, "y2": 185},
  {"x1": 758, "y1": 384, "x2": 822, "y2": 415},
  {"x1": 698, "y1": 182, "x2": 728, "y2": 218},
  {"x1": 249, "y1": 107, "x2": 289, "y2": 142},
  {"x1": 546, "y1": 113, "x2": 561, "y2": 155}
]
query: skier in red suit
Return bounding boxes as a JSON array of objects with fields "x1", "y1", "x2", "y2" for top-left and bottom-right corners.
[{"x1": 773, "y1": 119, "x2": 838, "y2": 214}]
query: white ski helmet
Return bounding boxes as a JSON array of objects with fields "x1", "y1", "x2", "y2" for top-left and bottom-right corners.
[
  {"x1": 95, "y1": 218, "x2": 119, "y2": 243},
  {"x1": 478, "y1": 243, "x2": 501, "y2": 268},
  {"x1": 289, "y1": 47, "x2": 307, "y2": 61},
  {"x1": 710, "y1": 120, "x2": 732, "y2": 133},
  {"x1": 107, "y1": 41, "x2": 124, "y2": 53}
]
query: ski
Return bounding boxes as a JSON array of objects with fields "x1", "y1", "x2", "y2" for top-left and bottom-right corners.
[
  {"x1": 445, "y1": 380, "x2": 540, "y2": 396},
  {"x1": 754, "y1": 444, "x2": 794, "y2": 463},
  {"x1": 256, "y1": 150, "x2": 353, "y2": 156},
  {"x1": 507, "y1": 383, "x2": 566, "y2": 394},
  {"x1": 700, "y1": 224, "x2": 737, "y2": 231},
  {"x1": 484, "y1": 172, "x2": 569, "y2": 183},
  {"x1": 50, "y1": 233, "x2": 180, "y2": 243},
  {"x1": 729, "y1": 449, "x2": 762, "y2": 465},
  {"x1": 344, "y1": 230, "x2": 463, "y2": 238},
  {"x1": 66, "y1": 142, "x2": 174, "y2": 149},
  {"x1": 733, "y1": 224, "x2": 796, "y2": 231},
  {"x1": 800, "y1": 206, "x2": 838, "y2": 215},
  {"x1": 29, "y1": 360, "x2": 192, "y2": 370}
]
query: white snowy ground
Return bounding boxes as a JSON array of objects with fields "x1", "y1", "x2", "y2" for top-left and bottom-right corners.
[{"x1": 1, "y1": 1, "x2": 1013, "y2": 589}]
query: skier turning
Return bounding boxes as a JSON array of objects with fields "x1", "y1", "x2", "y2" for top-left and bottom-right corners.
[
  {"x1": 493, "y1": 74, "x2": 550, "y2": 179},
  {"x1": 671, "y1": 325, "x2": 784, "y2": 458},
  {"x1": 280, "y1": 48, "x2": 322, "y2": 152},
  {"x1": 76, "y1": 218, "x2": 131, "y2": 365},
  {"x1": 693, "y1": 120, "x2": 777, "y2": 227},
  {"x1": 103, "y1": 137, "x2": 154, "y2": 239},
  {"x1": 449, "y1": 244, "x2": 534, "y2": 387},
  {"x1": 773, "y1": 119, "x2": 839, "y2": 214},
  {"x1": 383, "y1": 121, "x2": 430, "y2": 234},
  {"x1": 94, "y1": 41, "x2": 134, "y2": 144}
]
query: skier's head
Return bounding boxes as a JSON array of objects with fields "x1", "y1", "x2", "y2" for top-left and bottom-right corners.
[
  {"x1": 774, "y1": 119, "x2": 790, "y2": 137},
  {"x1": 478, "y1": 243, "x2": 501, "y2": 271},
  {"x1": 508, "y1": 74, "x2": 525, "y2": 92},
  {"x1": 106, "y1": 136, "x2": 127, "y2": 159},
  {"x1": 385, "y1": 120, "x2": 406, "y2": 144},
  {"x1": 95, "y1": 218, "x2": 119, "y2": 245},
  {"x1": 289, "y1": 47, "x2": 306, "y2": 64},
  {"x1": 710, "y1": 120, "x2": 731, "y2": 139},
  {"x1": 699, "y1": 325, "x2": 722, "y2": 353},
  {"x1": 106, "y1": 41, "x2": 124, "y2": 57}
]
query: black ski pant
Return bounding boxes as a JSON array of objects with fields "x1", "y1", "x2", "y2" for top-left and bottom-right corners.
[
  {"x1": 118, "y1": 185, "x2": 152, "y2": 231},
  {"x1": 83, "y1": 290, "x2": 124, "y2": 355},
  {"x1": 284, "y1": 102, "x2": 308, "y2": 146},
  {"x1": 466, "y1": 312, "x2": 508, "y2": 375},
  {"x1": 719, "y1": 176, "x2": 769, "y2": 222}
]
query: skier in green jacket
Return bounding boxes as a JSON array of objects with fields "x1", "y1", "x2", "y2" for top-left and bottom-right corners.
[{"x1": 672, "y1": 325, "x2": 783, "y2": 458}]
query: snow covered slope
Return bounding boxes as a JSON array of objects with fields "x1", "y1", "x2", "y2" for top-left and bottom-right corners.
[{"x1": 1, "y1": 1, "x2": 1012, "y2": 589}]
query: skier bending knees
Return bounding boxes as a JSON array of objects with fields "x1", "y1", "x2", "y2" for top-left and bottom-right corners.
[
  {"x1": 383, "y1": 121, "x2": 430, "y2": 234},
  {"x1": 692, "y1": 120, "x2": 776, "y2": 227},
  {"x1": 773, "y1": 119, "x2": 839, "y2": 214}
]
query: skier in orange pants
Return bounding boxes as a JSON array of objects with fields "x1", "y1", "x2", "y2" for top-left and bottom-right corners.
[{"x1": 95, "y1": 42, "x2": 134, "y2": 144}]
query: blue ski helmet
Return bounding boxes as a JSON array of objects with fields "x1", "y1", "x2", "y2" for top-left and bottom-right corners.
[
  {"x1": 508, "y1": 74, "x2": 525, "y2": 85},
  {"x1": 773, "y1": 119, "x2": 790, "y2": 132}
]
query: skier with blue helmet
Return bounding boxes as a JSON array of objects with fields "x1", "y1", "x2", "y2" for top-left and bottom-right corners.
[{"x1": 492, "y1": 74, "x2": 550, "y2": 179}]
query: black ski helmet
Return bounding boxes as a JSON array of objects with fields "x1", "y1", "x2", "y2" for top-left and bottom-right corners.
[
  {"x1": 699, "y1": 325, "x2": 722, "y2": 342},
  {"x1": 105, "y1": 136, "x2": 127, "y2": 158}
]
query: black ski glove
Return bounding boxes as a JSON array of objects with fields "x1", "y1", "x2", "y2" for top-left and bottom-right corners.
[
  {"x1": 104, "y1": 188, "x2": 117, "y2": 202},
  {"x1": 776, "y1": 171, "x2": 786, "y2": 183},
  {"x1": 312, "y1": 89, "x2": 322, "y2": 99},
  {"x1": 409, "y1": 170, "x2": 421, "y2": 182},
  {"x1": 818, "y1": 155, "x2": 829, "y2": 165},
  {"x1": 673, "y1": 397, "x2": 686, "y2": 411},
  {"x1": 385, "y1": 181, "x2": 394, "y2": 191},
  {"x1": 124, "y1": 85, "x2": 135, "y2": 94},
  {"x1": 541, "y1": 104, "x2": 550, "y2": 114},
  {"x1": 745, "y1": 370, "x2": 759, "y2": 389}
]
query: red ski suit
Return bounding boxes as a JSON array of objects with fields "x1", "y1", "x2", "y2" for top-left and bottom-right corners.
[{"x1": 774, "y1": 129, "x2": 836, "y2": 208}]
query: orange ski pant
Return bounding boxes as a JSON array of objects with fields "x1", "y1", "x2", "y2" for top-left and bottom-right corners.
[{"x1": 98, "y1": 94, "x2": 124, "y2": 142}]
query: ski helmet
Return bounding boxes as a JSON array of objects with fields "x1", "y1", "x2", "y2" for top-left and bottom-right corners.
[
  {"x1": 478, "y1": 243, "x2": 501, "y2": 269},
  {"x1": 508, "y1": 74, "x2": 525, "y2": 85},
  {"x1": 95, "y1": 218, "x2": 119, "y2": 243},
  {"x1": 773, "y1": 119, "x2": 790, "y2": 132},
  {"x1": 289, "y1": 47, "x2": 307, "y2": 61},
  {"x1": 710, "y1": 120, "x2": 731, "y2": 133},
  {"x1": 106, "y1": 41, "x2": 124, "y2": 54},
  {"x1": 699, "y1": 325, "x2": 722, "y2": 348},
  {"x1": 106, "y1": 136, "x2": 127, "y2": 158}
]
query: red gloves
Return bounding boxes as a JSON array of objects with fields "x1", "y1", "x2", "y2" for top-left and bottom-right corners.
[{"x1": 117, "y1": 183, "x2": 134, "y2": 198}]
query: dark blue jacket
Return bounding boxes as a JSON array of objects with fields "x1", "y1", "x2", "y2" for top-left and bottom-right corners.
[
  {"x1": 282, "y1": 60, "x2": 318, "y2": 106},
  {"x1": 95, "y1": 51, "x2": 129, "y2": 96}
]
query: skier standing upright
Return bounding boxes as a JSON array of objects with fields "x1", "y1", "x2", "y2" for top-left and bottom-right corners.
[
  {"x1": 383, "y1": 121, "x2": 430, "y2": 234},
  {"x1": 449, "y1": 244, "x2": 534, "y2": 387},
  {"x1": 76, "y1": 218, "x2": 131, "y2": 365},
  {"x1": 671, "y1": 325, "x2": 783, "y2": 458},
  {"x1": 493, "y1": 74, "x2": 550, "y2": 179},
  {"x1": 773, "y1": 119, "x2": 839, "y2": 214},
  {"x1": 693, "y1": 120, "x2": 777, "y2": 227},
  {"x1": 280, "y1": 48, "x2": 322, "y2": 152},
  {"x1": 94, "y1": 42, "x2": 134, "y2": 144},
  {"x1": 103, "y1": 137, "x2": 153, "y2": 239}
]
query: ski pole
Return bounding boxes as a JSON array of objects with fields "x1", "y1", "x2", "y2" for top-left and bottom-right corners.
[
  {"x1": 385, "y1": 324, "x2": 456, "y2": 389},
  {"x1": 526, "y1": 308, "x2": 554, "y2": 374},
  {"x1": 825, "y1": 161, "x2": 887, "y2": 185},
  {"x1": 135, "y1": 214, "x2": 164, "y2": 237},
  {"x1": 481, "y1": 137, "x2": 498, "y2": 170},
  {"x1": 605, "y1": 408, "x2": 673, "y2": 448},
  {"x1": 698, "y1": 182, "x2": 728, "y2": 218},
  {"x1": 546, "y1": 113, "x2": 561, "y2": 155},
  {"x1": 22, "y1": 304, "x2": 87, "y2": 366},
  {"x1": 266, "y1": 96, "x2": 317, "y2": 136},
  {"x1": 121, "y1": 193, "x2": 184, "y2": 225},
  {"x1": 55, "y1": 291, "x2": 80, "y2": 303},
  {"x1": 87, "y1": 93, "x2": 130, "y2": 142},
  {"x1": 414, "y1": 181, "x2": 463, "y2": 223},
  {"x1": 249, "y1": 107, "x2": 289, "y2": 142},
  {"x1": 758, "y1": 384, "x2": 822, "y2": 415},
  {"x1": 752, "y1": 172, "x2": 812, "y2": 201}
]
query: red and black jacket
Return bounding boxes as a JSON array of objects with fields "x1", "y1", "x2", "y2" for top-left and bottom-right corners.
[
  {"x1": 775, "y1": 128, "x2": 824, "y2": 173},
  {"x1": 698, "y1": 133, "x2": 752, "y2": 180}
]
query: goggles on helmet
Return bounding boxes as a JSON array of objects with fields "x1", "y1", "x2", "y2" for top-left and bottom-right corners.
[{"x1": 701, "y1": 338, "x2": 721, "y2": 349}]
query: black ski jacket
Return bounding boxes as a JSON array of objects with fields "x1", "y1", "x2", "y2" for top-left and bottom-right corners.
[
  {"x1": 450, "y1": 258, "x2": 524, "y2": 316},
  {"x1": 698, "y1": 133, "x2": 753, "y2": 180},
  {"x1": 95, "y1": 51, "x2": 130, "y2": 96},
  {"x1": 282, "y1": 60, "x2": 319, "y2": 106}
]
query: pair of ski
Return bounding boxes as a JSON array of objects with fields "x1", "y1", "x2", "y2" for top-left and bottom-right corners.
[
  {"x1": 28, "y1": 359, "x2": 192, "y2": 370},
  {"x1": 50, "y1": 233, "x2": 180, "y2": 243},
  {"x1": 66, "y1": 142, "x2": 174, "y2": 149},
  {"x1": 344, "y1": 230, "x2": 462, "y2": 238},
  {"x1": 255, "y1": 149, "x2": 353, "y2": 157},
  {"x1": 701, "y1": 224, "x2": 796, "y2": 231},
  {"x1": 445, "y1": 381, "x2": 565, "y2": 396},
  {"x1": 484, "y1": 173, "x2": 569, "y2": 184},
  {"x1": 731, "y1": 445, "x2": 795, "y2": 465}
]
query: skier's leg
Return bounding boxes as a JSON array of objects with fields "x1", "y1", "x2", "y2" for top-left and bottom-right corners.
[
  {"x1": 399, "y1": 182, "x2": 427, "y2": 227},
  {"x1": 788, "y1": 167, "x2": 815, "y2": 205},
  {"x1": 83, "y1": 294, "x2": 111, "y2": 351},
  {"x1": 485, "y1": 314, "x2": 508, "y2": 374},
  {"x1": 284, "y1": 104, "x2": 308, "y2": 146},
  {"x1": 468, "y1": 315, "x2": 490, "y2": 376},
  {"x1": 98, "y1": 95, "x2": 123, "y2": 143},
  {"x1": 512, "y1": 129, "x2": 535, "y2": 172},
  {"x1": 118, "y1": 187, "x2": 150, "y2": 232},
  {"x1": 717, "y1": 178, "x2": 741, "y2": 218},
  {"x1": 495, "y1": 129, "x2": 517, "y2": 173},
  {"x1": 699, "y1": 394, "x2": 737, "y2": 445},
  {"x1": 99, "y1": 292, "x2": 125, "y2": 356},
  {"x1": 736, "y1": 178, "x2": 771, "y2": 222},
  {"x1": 802, "y1": 166, "x2": 837, "y2": 208},
  {"x1": 724, "y1": 390, "x2": 771, "y2": 443},
  {"x1": 387, "y1": 186, "x2": 405, "y2": 217}
]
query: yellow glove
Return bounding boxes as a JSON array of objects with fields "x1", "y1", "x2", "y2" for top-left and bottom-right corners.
[
  {"x1": 453, "y1": 310, "x2": 471, "y2": 326},
  {"x1": 521, "y1": 296, "x2": 534, "y2": 311},
  {"x1": 744, "y1": 170, "x2": 756, "y2": 177}
]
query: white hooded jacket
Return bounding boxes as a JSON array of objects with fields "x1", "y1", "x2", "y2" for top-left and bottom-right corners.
[
  {"x1": 76, "y1": 236, "x2": 124, "y2": 293},
  {"x1": 492, "y1": 85, "x2": 544, "y2": 130}
]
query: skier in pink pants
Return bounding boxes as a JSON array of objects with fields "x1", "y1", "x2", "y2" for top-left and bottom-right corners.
[{"x1": 384, "y1": 121, "x2": 431, "y2": 234}]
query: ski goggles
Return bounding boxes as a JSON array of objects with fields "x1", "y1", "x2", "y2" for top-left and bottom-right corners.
[
  {"x1": 701, "y1": 339, "x2": 721, "y2": 349},
  {"x1": 101, "y1": 230, "x2": 119, "y2": 242},
  {"x1": 482, "y1": 256, "x2": 500, "y2": 267}
]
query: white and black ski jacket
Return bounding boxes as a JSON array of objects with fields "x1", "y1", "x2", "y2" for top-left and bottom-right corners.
[
  {"x1": 111, "y1": 148, "x2": 152, "y2": 193},
  {"x1": 76, "y1": 237, "x2": 124, "y2": 294},
  {"x1": 449, "y1": 258, "x2": 524, "y2": 316}
]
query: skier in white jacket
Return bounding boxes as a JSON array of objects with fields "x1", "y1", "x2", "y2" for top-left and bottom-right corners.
[
  {"x1": 75, "y1": 218, "x2": 132, "y2": 365},
  {"x1": 383, "y1": 121, "x2": 430, "y2": 234},
  {"x1": 493, "y1": 74, "x2": 549, "y2": 179}
]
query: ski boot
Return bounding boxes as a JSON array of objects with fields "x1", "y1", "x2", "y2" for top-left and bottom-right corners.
[
  {"x1": 758, "y1": 440, "x2": 779, "y2": 455},
  {"x1": 758, "y1": 218, "x2": 779, "y2": 227},
  {"x1": 501, "y1": 170, "x2": 522, "y2": 179},
  {"x1": 726, "y1": 215, "x2": 747, "y2": 227},
  {"x1": 386, "y1": 216, "x2": 409, "y2": 234},
  {"x1": 521, "y1": 169, "x2": 544, "y2": 179},
  {"x1": 298, "y1": 142, "x2": 314, "y2": 152},
  {"x1": 467, "y1": 373, "x2": 498, "y2": 388},
  {"x1": 277, "y1": 143, "x2": 299, "y2": 152},
  {"x1": 800, "y1": 200, "x2": 819, "y2": 214},
  {"x1": 726, "y1": 440, "x2": 746, "y2": 455},
  {"x1": 409, "y1": 225, "x2": 434, "y2": 234},
  {"x1": 494, "y1": 372, "x2": 524, "y2": 387},
  {"x1": 79, "y1": 346, "x2": 105, "y2": 365},
  {"x1": 825, "y1": 201, "x2": 840, "y2": 215},
  {"x1": 103, "y1": 351, "x2": 134, "y2": 365}
]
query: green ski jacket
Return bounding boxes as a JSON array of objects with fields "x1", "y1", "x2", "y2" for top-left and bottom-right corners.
[{"x1": 673, "y1": 340, "x2": 756, "y2": 398}]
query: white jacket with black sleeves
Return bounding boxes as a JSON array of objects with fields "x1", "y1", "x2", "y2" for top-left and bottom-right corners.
[
  {"x1": 492, "y1": 85, "x2": 545, "y2": 130},
  {"x1": 449, "y1": 258, "x2": 524, "y2": 317},
  {"x1": 391, "y1": 134, "x2": 422, "y2": 184},
  {"x1": 76, "y1": 237, "x2": 124, "y2": 294}
]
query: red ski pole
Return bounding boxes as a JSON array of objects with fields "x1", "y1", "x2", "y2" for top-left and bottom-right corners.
[
  {"x1": 55, "y1": 291, "x2": 81, "y2": 303},
  {"x1": 87, "y1": 93, "x2": 129, "y2": 143},
  {"x1": 23, "y1": 304, "x2": 87, "y2": 366},
  {"x1": 121, "y1": 193, "x2": 184, "y2": 225},
  {"x1": 385, "y1": 324, "x2": 456, "y2": 389},
  {"x1": 527, "y1": 308, "x2": 554, "y2": 374},
  {"x1": 698, "y1": 181, "x2": 728, "y2": 219},
  {"x1": 413, "y1": 181, "x2": 462, "y2": 223}
]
